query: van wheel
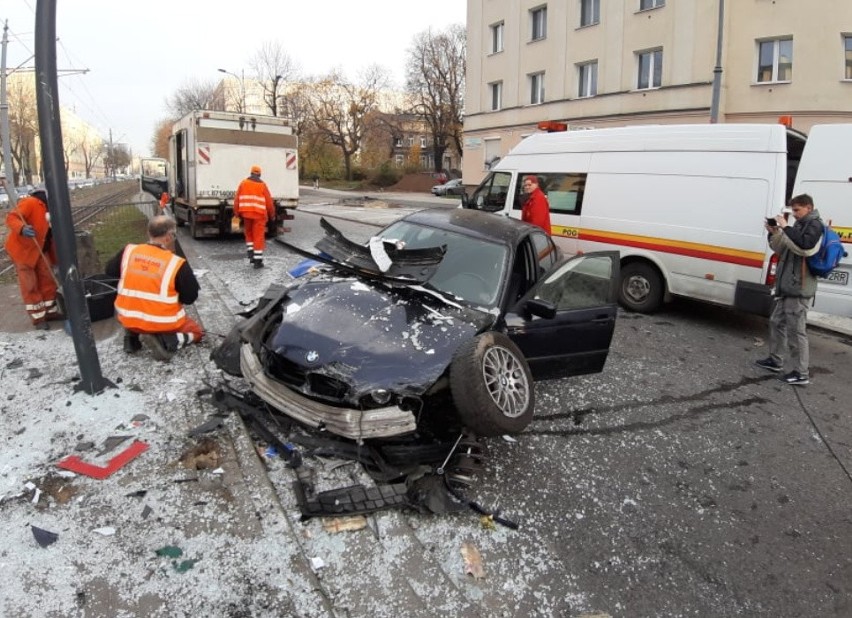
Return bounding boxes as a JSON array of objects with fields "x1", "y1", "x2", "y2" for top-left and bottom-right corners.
[
  {"x1": 449, "y1": 332, "x2": 534, "y2": 437},
  {"x1": 619, "y1": 262, "x2": 664, "y2": 313}
]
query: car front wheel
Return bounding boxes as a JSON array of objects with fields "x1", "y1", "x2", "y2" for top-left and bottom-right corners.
[{"x1": 450, "y1": 332, "x2": 534, "y2": 436}]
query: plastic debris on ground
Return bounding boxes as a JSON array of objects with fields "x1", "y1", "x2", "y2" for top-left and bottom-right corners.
[
  {"x1": 31, "y1": 525, "x2": 59, "y2": 548},
  {"x1": 321, "y1": 515, "x2": 368, "y2": 533},
  {"x1": 460, "y1": 541, "x2": 485, "y2": 580}
]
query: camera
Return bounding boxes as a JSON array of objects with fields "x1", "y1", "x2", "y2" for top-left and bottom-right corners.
[{"x1": 766, "y1": 217, "x2": 778, "y2": 227}]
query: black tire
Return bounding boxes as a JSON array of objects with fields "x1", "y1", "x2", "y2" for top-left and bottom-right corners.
[
  {"x1": 189, "y1": 209, "x2": 199, "y2": 239},
  {"x1": 619, "y1": 262, "x2": 664, "y2": 313},
  {"x1": 449, "y1": 332, "x2": 534, "y2": 436}
]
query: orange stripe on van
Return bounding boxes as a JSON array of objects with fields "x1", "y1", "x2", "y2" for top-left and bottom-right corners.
[{"x1": 571, "y1": 229, "x2": 766, "y2": 269}]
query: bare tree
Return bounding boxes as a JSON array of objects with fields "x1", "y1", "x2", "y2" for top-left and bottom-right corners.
[
  {"x1": 78, "y1": 129, "x2": 103, "y2": 178},
  {"x1": 306, "y1": 66, "x2": 389, "y2": 180},
  {"x1": 405, "y1": 24, "x2": 466, "y2": 173},
  {"x1": 249, "y1": 41, "x2": 300, "y2": 117},
  {"x1": 7, "y1": 74, "x2": 38, "y2": 184},
  {"x1": 165, "y1": 78, "x2": 220, "y2": 117}
]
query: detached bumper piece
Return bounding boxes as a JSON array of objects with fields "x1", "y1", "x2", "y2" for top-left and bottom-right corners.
[
  {"x1": 294, "y1": 473, "x2": 409, "y2": 518},
  {"x1": 239, "y1": 343, "x2": 416, "y2": 440}
]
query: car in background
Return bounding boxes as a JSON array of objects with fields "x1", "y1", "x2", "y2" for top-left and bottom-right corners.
[
  {"x1": 214, "y1": 208, "x2": 620, "y2": 440},
  {"x1": 431, "y1": 178, "x2": 465, "y2": 197}
]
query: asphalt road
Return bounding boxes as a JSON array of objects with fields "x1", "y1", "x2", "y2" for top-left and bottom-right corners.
[{"x1": 178, "y1": 197, "x2": 852, "y2": 617}]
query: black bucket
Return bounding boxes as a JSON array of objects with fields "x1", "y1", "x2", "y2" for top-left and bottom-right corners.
[{"x1": 57, "y1": 274, "x2": 118, "y2": 322}]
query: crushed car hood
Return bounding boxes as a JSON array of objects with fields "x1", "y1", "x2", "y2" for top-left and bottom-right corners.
[{"x1": 264, "y1": 277, "x2": 491, "y2": 401}]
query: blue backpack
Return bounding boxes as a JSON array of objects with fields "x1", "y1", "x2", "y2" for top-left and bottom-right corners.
[{"x1": 807, "y1": 225, "x2": 847, "y2": 277}]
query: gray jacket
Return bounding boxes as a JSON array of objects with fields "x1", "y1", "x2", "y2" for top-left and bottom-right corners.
[{"x1": 769, "y1": 208, "x2": 823, "y2": 298}]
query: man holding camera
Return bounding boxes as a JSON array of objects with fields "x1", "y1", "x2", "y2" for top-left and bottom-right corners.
[{"x1": 755, "y1": 193, "x2": 823, "y2": 385}]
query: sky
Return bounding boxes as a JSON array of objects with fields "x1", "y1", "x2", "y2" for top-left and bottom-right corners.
[{"x1": 2, "y1": 0, "x2": 467, "y2": 158}]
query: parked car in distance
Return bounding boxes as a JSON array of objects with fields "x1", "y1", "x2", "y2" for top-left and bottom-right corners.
[
  {"x1": 431, "y1": 178, "x2": 465, "y2": 196},
  {"x1": 214, "y1": 208, "x2": 620, "y2": 440}
]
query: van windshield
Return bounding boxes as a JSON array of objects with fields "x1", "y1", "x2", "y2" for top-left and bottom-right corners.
[{"x1": 469, "y1": 172, "x2": 512, "y2": 212}]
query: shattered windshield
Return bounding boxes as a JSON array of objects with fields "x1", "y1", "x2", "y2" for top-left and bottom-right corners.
[{"x1": 380, "y1": 221, "x2": 508, "y2": 307}]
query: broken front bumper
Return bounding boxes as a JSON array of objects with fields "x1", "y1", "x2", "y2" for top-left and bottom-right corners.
[{"x1": 239, "y1": 343, "x2": 417, "y2": 440}]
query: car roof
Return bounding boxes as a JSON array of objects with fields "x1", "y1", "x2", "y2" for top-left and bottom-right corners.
[{"x1": 399, "y1": 207, "x2": 536, "y2": 245}]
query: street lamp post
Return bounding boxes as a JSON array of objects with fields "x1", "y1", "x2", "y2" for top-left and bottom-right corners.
[{"x1": 217, "y1": 67, "x2": 245, "y2": 112}]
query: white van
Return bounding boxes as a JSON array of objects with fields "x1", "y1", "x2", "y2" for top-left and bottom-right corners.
[{"x1": 463, "y1": 123, "x2": 851, "y2": 317}]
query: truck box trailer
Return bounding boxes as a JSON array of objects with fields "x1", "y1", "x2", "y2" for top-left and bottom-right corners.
[{"x1": 142, "y1": 110, "x2": 299, "y2": 239}]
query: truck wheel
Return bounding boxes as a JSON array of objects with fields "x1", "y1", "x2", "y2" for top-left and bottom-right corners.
[
  {"x1": 449, "y1": 332, "x2": 534, "y2": 437},
  {"x1": 189, "y1": 210, "x2": 199, "y2": 239},
  {"x1": 619, "y1": 262, "x2": 664, "y2": 313}
]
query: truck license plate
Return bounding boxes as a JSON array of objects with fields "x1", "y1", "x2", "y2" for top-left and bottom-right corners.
[{"x1": 825, "y1": 270, "x2": 848, "y2": 286}]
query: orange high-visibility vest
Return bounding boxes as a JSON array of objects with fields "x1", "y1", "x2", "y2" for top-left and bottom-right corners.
[
  {"x1": 114, "y1": 243, "x2": 187, "y2": 332},
  {"x1": 234, "y1": 178, "x2": 274, "y2": 220}
]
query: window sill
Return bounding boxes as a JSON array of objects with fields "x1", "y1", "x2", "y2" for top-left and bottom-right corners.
[
  {"x1": 752, "y1": 80, "x2": 792, "y2": 86},
  {"x1": 576, "y1": 93, "x2": 597, "y2": 99},
  {"x1": 488, "y1": 50, "x2": 504, "y2": 57},
  {"x1": 632, "y1": 86, "x2": 661, "y2": 92},
  {"x1": 635, "y1": 5, "x2": 664, "y2": 14},
  {"x1": 576, "y1": 22, "x2": 599, "y2": 30},
  {"x1": 529, "y1": 36, "x2": 547, "y2": 44}
]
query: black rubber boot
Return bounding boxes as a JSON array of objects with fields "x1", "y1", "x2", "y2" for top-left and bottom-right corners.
[{"x1": 123, "y1": 332, "x2": 142, "y2": 354}]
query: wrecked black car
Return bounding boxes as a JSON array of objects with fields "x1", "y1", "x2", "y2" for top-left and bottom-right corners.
[{"x1": 214, "y1": 208, "x2": 619, "y2": 440}]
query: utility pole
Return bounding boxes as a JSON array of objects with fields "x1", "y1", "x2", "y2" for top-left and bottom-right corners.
[
  {"x1": 1, "y1": 20, "x2": 20, "y2": 205},
  {"x1": 35, "y1": 0, "x2": 109, "y2": 395},
  {"x1": 709, "y1": 0, "x2": 725, "y2": 123}
]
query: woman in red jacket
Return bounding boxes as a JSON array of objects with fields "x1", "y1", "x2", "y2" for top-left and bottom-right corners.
[{"x1": 521, "y1": 175, "x2": 552, "y2": 235}]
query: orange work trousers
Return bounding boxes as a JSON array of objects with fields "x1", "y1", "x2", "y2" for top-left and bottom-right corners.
[
  {"x1": 243, "y1": 218, "x2": 268, "y2": 262},
  {"x1": 14, "y1": 257, "x2": 59, "y2": 326}
]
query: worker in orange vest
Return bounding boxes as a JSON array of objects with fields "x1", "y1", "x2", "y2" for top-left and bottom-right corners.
[
  {"x1": 4, "y1": 188, "x2": 61, "y2": 330},
  {"x1": 105, "y1": 215, "x2": 203, "y2": 360},
  {"x1": 233, "y1": 165, "x2": 274, "y2": 269}
]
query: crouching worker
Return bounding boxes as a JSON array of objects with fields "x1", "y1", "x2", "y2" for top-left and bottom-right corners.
[{"x1": 105, "y1": 215, "x2": 203, "y2": 361}]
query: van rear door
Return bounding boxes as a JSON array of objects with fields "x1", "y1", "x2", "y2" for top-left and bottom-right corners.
[{"x1": 793, "y1": 124, "x2": 852, "y2": 316}]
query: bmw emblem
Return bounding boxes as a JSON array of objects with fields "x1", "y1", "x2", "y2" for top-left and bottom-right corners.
[{"x1": 306, "y1": 350, "x2": 319, "y2": 363}]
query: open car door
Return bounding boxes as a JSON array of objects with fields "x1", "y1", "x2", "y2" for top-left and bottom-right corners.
[
  {"x1": 140, "y1": 158, "x2": 168, "y2": 201},
  {"x1": 504, "y1": 251, "x2": 619, "y2": 379}
]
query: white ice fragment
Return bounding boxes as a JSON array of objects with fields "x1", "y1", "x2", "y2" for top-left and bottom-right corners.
[
  {"x1": 369, "y1": 236, "x2": 393, "y2": 272},
  {"x1": 501, "y1": 435, "x2": 518, "y2": 443},
  {"x1": 56, "y1": 470, "x2": 76, "y2": 478},
  {"x1": 32, "y1": 488, "x2": 41, "y2": 505},
  {"x1": 212, "y1": 467, "x2": 224, "y2": 475},
  {"x1": 92, "y1": 526, "x2": 116, "y2": 536},
  {"x1": 310, "y1": 556, "x2": 326, "y2": 571},
  {"x1": 24, "y1": 481, "x2": 36, "y2": 491},
  {"x1": 285, "y1": 303, "x2": 302, "y2": 314},
  {"x1": 166, "y1": 392, "x2": 177, "y2": 403},
  {"x1": 425, "y1": 349, "x2": 435, "y2": 355}
]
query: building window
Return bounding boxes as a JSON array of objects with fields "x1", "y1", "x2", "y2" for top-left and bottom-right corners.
[
  {"x1": 394, "y1": 137, "x2": 403, "y2": 147},
  {"x1": 639, "y1": 0, "x2": 664, "y2": 9},
  {"x1": 420, "y1": 136, "x2": 427, "y2": 148},
  {"x1": 846, "y1": 35, "x2": 852, "y2": 79},
  {"x1": 578, "y1": 61, "x2": 598, "y2": 97},
  {"x1": 531, "y1": 6, "x2": 547, "y2": 41},
  {"x1": 491, "y1": 22, "x2": 504, "y2": 53},
  {"x1": 529, "y1": 72, "x2": 545, "y2": 104},
  {"x1": 394, "y1": 154, "x2": 404, "y2": 166},
  {"x1": 580, "y1": 0, "x2": 600, "y2": 27},
  {"x1": 757, "y1": 38, "x2": 792, "y2": 83},
  {"x1": 637, "y1": 49, "x2": 662, "y2": 89},
  {"x1": 489, "y1": 81, "x2": 503, "y2": 111}
]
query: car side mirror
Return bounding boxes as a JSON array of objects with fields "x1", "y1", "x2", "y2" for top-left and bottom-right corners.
[{"x1": 525, "y1": 298, "x2": 556, "y2": 319}]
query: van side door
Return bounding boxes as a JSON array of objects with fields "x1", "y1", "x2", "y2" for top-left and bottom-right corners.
[{"x1": 513, "y1": 172, "x2": 587, "y2": 254}]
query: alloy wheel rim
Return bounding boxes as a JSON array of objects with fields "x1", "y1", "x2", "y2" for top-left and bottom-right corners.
[{"x1": 481, "y1": 346, "x2": 529, "y2": 418}]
